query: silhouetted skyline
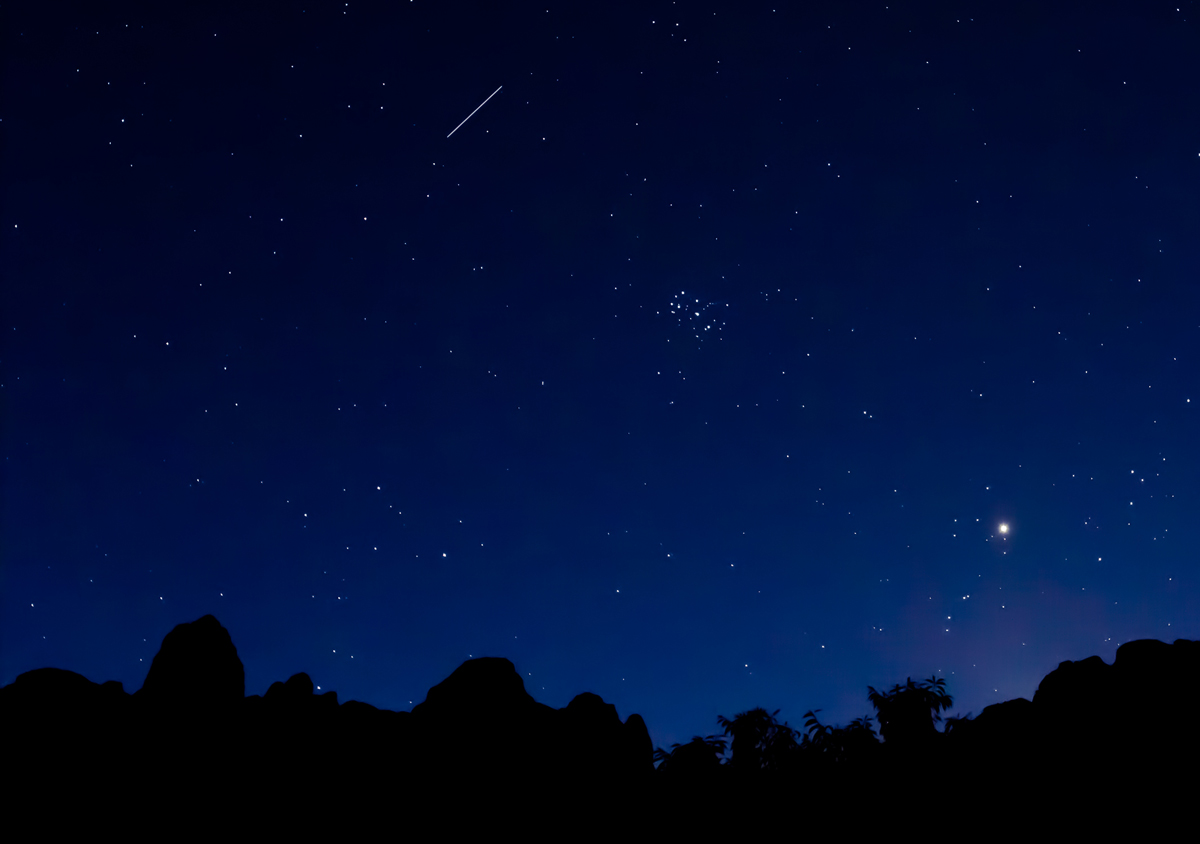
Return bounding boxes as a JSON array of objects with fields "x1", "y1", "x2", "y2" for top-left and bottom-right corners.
[
  {"x1": 3, "y1": 1, "x2": 1199, "y2": 750},
  {"x1": 5, "y1": 614, "x2": 1196, "y2": 816}
]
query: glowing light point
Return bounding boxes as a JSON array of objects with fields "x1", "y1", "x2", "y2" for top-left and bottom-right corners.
[{"x1": 999, "y1": 523, "x2": 1009, "y2": 534}]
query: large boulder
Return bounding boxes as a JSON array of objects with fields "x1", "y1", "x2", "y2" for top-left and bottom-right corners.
[
  {"x1": 1033, "y1": 640, "x2": 1200, "y2": 739},
  {"x1": 975, "y1": 696, "x2": 1034, "y2": 726},
  {"x1": 0, "y1": 668, "x2": 132, "y2": 791},
  {"x1": 1112, "y1": 638, "x2": 1200, "y2": 713},
  {"x1": 407, "y1": 657, "x2": 654, "y2": 787},
  {"x1": 409, "y1": 657, "x2": 554, "y2": 779},
  {"x1": 263, "y1": 671, "x2": 318, "y2": 708},
  {"x1": 1031, "y1": 654, "x2": 1113, "y2": 729},
  {"x1": 558, "y1": 692, "x2": 627, "y2": 778},
  {"x1": 621, "y1": 713, "x2": 655, "y2": 778},
  {"x1": 0, "y1": 667, "x2": 126, "y2": 713},
  {"x1": 137, "y1": 614, "x2": 244, "y2": 709},
  {"x1": 1023, "y1": 638, "x2": 1199, "y2": 782},
  {"x1": 944, "y1": 697, "x2": 1034, "y2": 779},
  {"x1": 1, "y1": 668, "x2": 129, "y2": 747},
  {"x1": 1109, "y1": 639, "x2": 1200, "y2": 765},
  {"x1": 554, "y1": 693, "x2": 653, "y2": 782},
  {"x1": 412, "y1": 656, "x2": 540, "y2": 721}
]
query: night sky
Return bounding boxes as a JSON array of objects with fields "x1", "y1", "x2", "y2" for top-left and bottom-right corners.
[{"x1": 4, "y1": 1, "x2": 1199, "y2": 749}]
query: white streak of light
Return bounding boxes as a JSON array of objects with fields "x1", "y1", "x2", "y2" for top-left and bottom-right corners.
[{"x1": 447, "y1": 86, "x2": 503, "y2": 138}]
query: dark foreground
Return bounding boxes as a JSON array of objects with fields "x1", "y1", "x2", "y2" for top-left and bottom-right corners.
[{"x1": 4, "y1": 615, "x2": 1196, "y2": 831}]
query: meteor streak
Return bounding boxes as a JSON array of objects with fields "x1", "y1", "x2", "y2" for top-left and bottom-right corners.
[{"x1": 447, "y1": 85, "x2": 503, "y2": 138}]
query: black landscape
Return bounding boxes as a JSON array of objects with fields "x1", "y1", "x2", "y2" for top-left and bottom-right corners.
[{"x1": 4, "y1": 614, "x2": 1196, "y2": 829}]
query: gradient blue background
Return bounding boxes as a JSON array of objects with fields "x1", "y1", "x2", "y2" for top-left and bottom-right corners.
[{"x1": 3, "y1": 0, "x2": 1198, "y2": 749}]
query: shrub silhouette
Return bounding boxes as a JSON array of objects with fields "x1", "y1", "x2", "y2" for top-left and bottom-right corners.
[
  {"x1": 801, "y1": 709, "x2": 879, "y2": 768},
  {"x1": 866, "y1": 676, "x2": 952, "y2": 746},
  {"x1": 716, "y1": 707, "x2": 801, "y2": 774},
  {"x1": 653, "y1": 735, "x2": 727, "y2": 776}
]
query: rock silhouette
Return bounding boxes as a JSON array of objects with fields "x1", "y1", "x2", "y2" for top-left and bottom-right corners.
[
  {"x1": 560, "y1": 691, "x2": 654, "y2": 781},
  {"x1": 137, "y1": 613, "x2": 244, "y2": 709},
  {"x1": 3, "y1": 616, "x2": 1196, "y2": 826}
]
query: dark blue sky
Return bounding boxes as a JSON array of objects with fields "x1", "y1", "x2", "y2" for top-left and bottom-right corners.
[{"x1": 4, "y1": 0, "x2": 1198, "y2": 748}]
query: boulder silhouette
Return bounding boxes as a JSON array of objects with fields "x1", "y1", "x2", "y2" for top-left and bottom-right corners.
[
  {"x1": 137, "y1": 614, "x2": 244, "y2": 709},
  {"x1": 944, "y1": 697, "x2": 1033, "y2": 781},
  {"x1": 1111, "y1": 638, "x2": 1200, "y2": 721},
  {"x1": 973, "y1": 696, "x2": 1034, "y2": 739},
  {"x1": 0, "y1": 668, "x2": 133, "y2": 799},
  {"x1": 0, "y1": 668, "x2": 129, "y2": 753},
  {"x1": 1110, "y1": 639, "x2": 1200, "y2": 771},
  {"x1": 559, "y1": 692, "x2": 653, "y2": 781},
  {"x1": 406, "y1": 657, "x2": 652, "y2": 788},
  {"x1": 561, "y1": 692, "x2": 621, "y2": 765},
  {"x1": 1032, "y1": 640, "x2": 1200, "y2": 750},
  {"x1": 264, "y1": 671, "x2": 314, "y2": 703},
  {"x1": 412, "y1": 656, "x2": 539, "y2": 720},
  {"x1": 0, "y1": 667, "x2": 126, "y2": 712},
  {"x1": 1032, "y1": 654, "x2": 1113, "y2": 721},
  {"x1": 928, "y1": 638, "x2": 1200, "y2": 809},
  {"x1": 261, "y1": 671, "x2": 340, "y2": 715},
  {"x1": 409, "y1": 657, "x2": 556, "y2": 781},
  {"x1": 622, "y1": 713, "x2": 655, "y2": 777}
]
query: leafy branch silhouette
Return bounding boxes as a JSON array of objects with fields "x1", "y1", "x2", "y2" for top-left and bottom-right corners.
[
  {"x1": 867, "y1": 676, "x2": 954, "y2": 745},
  {"x1": 716, "y1": 707, "x2": 800, "y2": 773},
  {"x1": 653, "y1": 735, "x2": 728, "y2": 774}
]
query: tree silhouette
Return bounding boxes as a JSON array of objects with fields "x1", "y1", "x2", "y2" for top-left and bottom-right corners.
[
  {"x1": 866, "y1": 676, "x2": 953, "y2": 746},
  {"x1": 801, "y1": 709, "x2": 879, "y2": 767},
  {"x1": 653, "y1": 735, "x2": 727, "y2": 776},
  {"x1": 716, "y1": 707, "x2": 799, "y2": 774}
]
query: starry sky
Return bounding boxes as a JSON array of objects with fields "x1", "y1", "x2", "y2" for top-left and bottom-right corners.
[{"x1": 4, "y1": 1, "x2": 1199, "y2": 748}]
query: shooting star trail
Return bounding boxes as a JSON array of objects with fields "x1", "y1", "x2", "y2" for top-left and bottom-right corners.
[{"x1": 447, "y1": 85, "x2": 503, "y2": 138}]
